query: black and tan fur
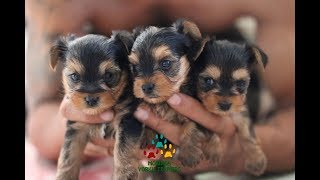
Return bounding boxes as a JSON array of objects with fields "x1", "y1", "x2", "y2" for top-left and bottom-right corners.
[
  {"x1": 127, "y1": 19, "x2": 209, "y2": 168},
  {"x1": 194, "y1": 38, "x2": 270, "y2": 176},
  {"x1": 50, "y1": 32, "x2": 144, "y2": 180}
]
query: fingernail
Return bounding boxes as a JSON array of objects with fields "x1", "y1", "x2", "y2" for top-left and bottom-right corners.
[
  {"x1": 134, "y1": 107, "x2": 149, "y2": 121},
  {"x1": 167, "y1": 94, "x2": 181, "y2": 105},
  {"x1": 100, "y1": 111, "x2": 114, "y2": 121}
]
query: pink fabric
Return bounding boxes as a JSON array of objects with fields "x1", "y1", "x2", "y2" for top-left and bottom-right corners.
[{"x1": 25, "y1": 139, "x2": 114, "y2": 180}]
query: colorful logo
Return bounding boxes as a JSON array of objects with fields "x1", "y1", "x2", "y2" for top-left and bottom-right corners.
[
  {"x1": 139, "y1": 134, "x2": 180, "y2": 173},
  {"x1": 143, "y1": 134, "x2": 176, "y2": 159},
  {"x1": 143, "y1": 144, "x2": 159, "y2": 159},
  {"x1": 161, "y1": 143, "x2": 176, "y2": 158}
]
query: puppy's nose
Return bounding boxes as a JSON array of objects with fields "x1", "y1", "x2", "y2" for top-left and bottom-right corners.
[
  {"x1": 142, "y1": 83, "x2": 155, "y2": 94},
  {"x1": 218, "y1": 102, "x2": 232, "y2": 111},
  {"x1": 85, "y1": 96, "x2": 99, "y2": 107}
]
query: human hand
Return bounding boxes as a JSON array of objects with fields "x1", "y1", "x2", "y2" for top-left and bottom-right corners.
[
  {"x1": 59, "y1": 96, "x2": 115, "y2": 158},
  {"x1": 134, "y1": 93, "x2": 247, "y2": 175}
]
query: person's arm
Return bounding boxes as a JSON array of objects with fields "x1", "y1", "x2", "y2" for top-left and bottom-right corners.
[
  {"x1": 255, "y1": 107, "x2": 295, "y2": 173},
  {"x1": 25, "y1": 24, "x2": 66, "y2": 160},
  {"x1": 25, "y1": 0, "x2": 114, "y2": 160},
  {"x1": 25, "y1": 0, "x2": 86, "y2": 160}
]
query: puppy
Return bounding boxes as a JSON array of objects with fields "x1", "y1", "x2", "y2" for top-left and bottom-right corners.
[
  {"x1": 50, "y1": 32, "x2": 143, "y2": 180},
  {"x1": 128, "y1": 19, "x2": 209, "y2": 168},
  {"x1": 194, "y1": 38, "x2": 270, "y2": 176}
]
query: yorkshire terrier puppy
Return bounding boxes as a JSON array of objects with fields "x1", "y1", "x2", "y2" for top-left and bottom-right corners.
[
  {"x1": 194, "y1": 37, "x2": 270, "y2": 176},
  {"x1": 50, "y1": 32, "x2": 143, "y2": 180},
  {"x1": 128, "y1": 19, "x2": 209, "y2": 167}
]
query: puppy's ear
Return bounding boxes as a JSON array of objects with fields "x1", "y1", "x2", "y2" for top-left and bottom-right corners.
[
  {"x1": 112, "y1": 30, "x2": 134, "y2": 55},
  {"x1": 49, "y1": 34, "x2": 76, "y2": 71},
  {"x1": 173, "y1": 18, "x2": 202, "y2": 41},
  {"x1": 192, "y1": 35, "x2": 210, "y2": 61},
  {"x1": 172, "y1": 18, "x2": 208, "y2": 61},
  {"x1": 246, "y1": 44, "x2": 268, "y2": 71},
  {"x1": 132, "y1": 26, "x2": 146, "y2": 40}
]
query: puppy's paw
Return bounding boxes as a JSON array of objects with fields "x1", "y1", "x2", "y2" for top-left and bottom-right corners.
[
  {"x1": 245, "y1": 148, "x2": 267, "y2": 176},
  {"x1": 178, "y1": 145, "x2": 203, "y2": 168}
]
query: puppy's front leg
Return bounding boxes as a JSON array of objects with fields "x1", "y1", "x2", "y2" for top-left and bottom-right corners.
[
  {"x1": 113, "y1": 116, "x2": 143, "y2": 180},
  {"x1": 56, "y1": 121, "x2": 104, "y2": 180},
  {"x1": 177, "y1": 121, "x2": 205, "y2": 167},
  {"x1": 233, "y1": 111, "x2": 267, "y2": 176},
  {"x1": 56, "y1": 121, "x2": 89, "y2": 180}
]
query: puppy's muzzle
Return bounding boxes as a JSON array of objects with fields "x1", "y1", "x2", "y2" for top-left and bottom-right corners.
[
  {"x1": 85, "y1": 96, "x2": 100, "y2": 107},
  {"x1": 218, "y1": 101, "x2": 232, "y2": 111},
  {"x1": 142, "y1": 83, "x2": 155, "y2": 95}
]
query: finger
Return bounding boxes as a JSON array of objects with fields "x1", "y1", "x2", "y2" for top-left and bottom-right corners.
[
  {"x1": 60, "y1": 96, "x2": 114, "y2": 123},
  {"x1": 167, "y1": 93, "x2": 235, "y2": 136},
  {"x1": 134, "y1": 106, "x2": 182, "y2": 145},
  {"x1": 84, "y1": 142, "x2": 113, "y2": 157}
]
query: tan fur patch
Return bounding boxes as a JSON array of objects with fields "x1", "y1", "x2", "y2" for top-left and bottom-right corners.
[
  {"x1": 65, "y1": 59, "x2": 84, "y2": 74},
  {"x1": 229, "y1": 95, "x2": 246, "y2": 112},
  {"x1": 132, "y1": 56, "x2": 190, "y2": 103},
  {"x1": 202, "y1": 66, "x2": 221, "y2": 79},
  {"x1": 65, "y1": 71, "x2": 127, "y2": 115},
  {"x1": 133, "y1": 72, "x2": 173, "y2": 104},
  {"x1": 111, "y1": 71, "x2": 128, "y2": 102},
  {"x1": 133, "y1": 78, "x2": 147, "y2": 99},
  {"x1": 232, "y1": 113, "x2": 267, "y2": 175},
  {"x1": 232, "y1": 68, "x2": 249, "y2": 80},
  {"x1": 62, "y1": 69, "x2": 70, "y2": 93},
  {"x1": 198, "y1": 92, "x2": 246, "y2": 115},
  {"x1": 183, "y1": 21, "x2": 202, "y2": 40},
  {"x1": 252, "y1": 47, "x2": 265, "y2": 71},
  {"x1": 128, "y1": 52, "x2": 139, "y2": 64},
  {"x1": 152, "y1": 45, "x2": 172, "y2": 61},
  {"x1": 70, "y1": 92, "x2": 115, "y2": 115},
  {"x1": 170, "y1": 55, "x2": 190, "y2": 91},
  {"x1": 98, "y1": 60, "x2": 120, "y2": 75},
  {"x1": 193, "y1": 35, "x2": 210, "y2": 60}
]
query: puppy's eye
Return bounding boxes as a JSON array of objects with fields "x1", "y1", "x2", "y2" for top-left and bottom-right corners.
[
  {"x1": 104, "y1": 72, "x2": 114, "y2": 81},
  {"x1": 160, "y1": 60, "x2": 172, "y2": 70},
  {"x1": 70, "y1": 73, "x2": 80, "y2": 82},
  {"x1": 205, "y1": 77, "x2": 216, "y2": 87},
  {"x1": 235, "y1": 80, "x2": 246, "y2": 87},
  {"x1": 104, "y1": 71, "x2": 120, "y2": 87}
]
